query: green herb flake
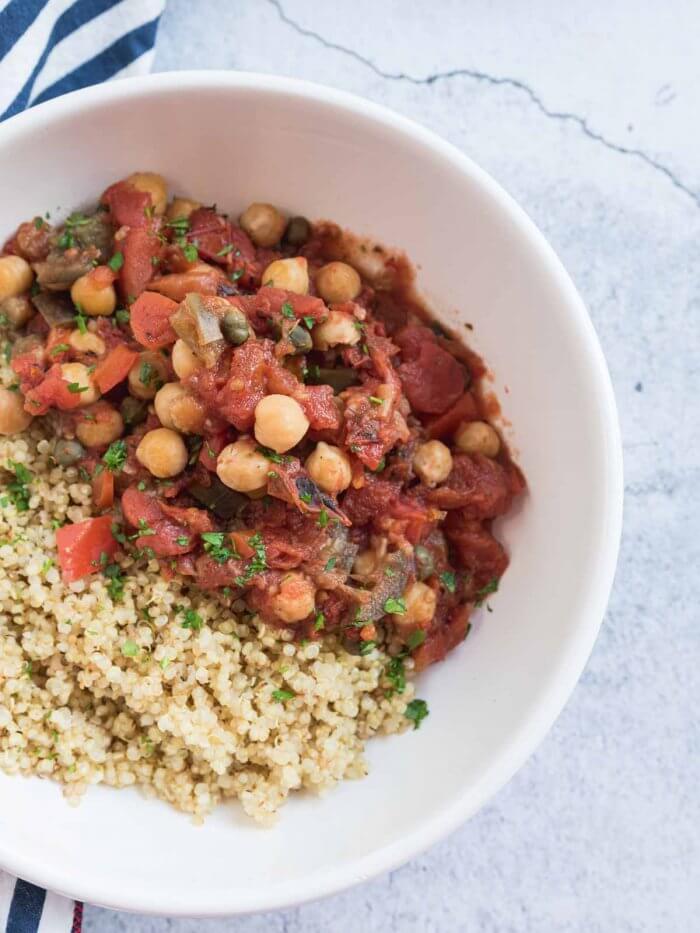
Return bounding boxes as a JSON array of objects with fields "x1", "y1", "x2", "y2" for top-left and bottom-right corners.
[
  {"x1": 180, "y1": 608, "x2": 203, "y2": 631},
  {"x1": 256, "y1": 445, "x2": 285, "y2": 464},
  {"x1": 280, "y1": 302, "x2": 295, "y2": 320},
  {"x1": 475, "y1": 577, "x2": 500, "y2": 605},
  {"x1": 233, "y1": 532, "x2": 267, "y2": 587},
  {"x1": 272, "y1": 688, "x2": 295, "y2": 703},
  {"x1": 6, "y1": 461, "x2": 32, "y2": 512},
  {"x1": 317, "y1": 509, "x2": 329, "y2": 529},
  {"x1": 115, "y1": 308, "x2": 130, "y2": 325},
  {"x1": 229, "y1": 268, "x2": 244, "y2": 282},
  {"x1": 201, "y1": 531, "x2": 235, "y2": 564},
  {"x1": 406, "y1": 629, "x2": 426, "y2": 650},
  {"x1": 182, "y1": 243, "x2": 199, "y2": 263},
  {"x1": 103, "y1": 439, "x2": 127, "y2": 472},
  {"x1": 74, "y1": 312, "x2": 88, "y2": 334},
  {"x1": 139, "y1": 360, "x2": 155, "y2": 386},
  {"x1": 108, "y1": 251, "x2": 124, "y2": 272},
  {"x1": 386, "y1": 656, "x2": 406, "y2": 695},
  {"x1": 216, "y1": 244, "x2": 234, "y2": 257},
  {"x1": 33, "y1": 217, "x2": 45, "y2": 230},
  {"x1": 369, "y1": 396, "x2": 383, "y2": 406},
  {"x1": 405, "y1": 698, "x2": 429, "y2": 730},
  {"x1": 176, "y1": 536, "x2": 190, "y2": 547},
  {"x1": 440, "y1": 571, "x2": 457, "y2": 594},
  {"x1": 121, "y1": 640, "x2": 139, "y2": 658},
  {"x1": 66, "y1": 382, "x2": 87, "y2": 394},
  {"x1": 383, "y1": 596, "x2": 406, "y2": 615},
  {"x1": 41, "y1": 558, "x2": 53, "y2": 574},
  {"x1": 104, "y1": 563, "x2": 126, "y2": 601},
  {"x1": 165, "y1": 217, "x2": 189, "y2": 236},
  {"x1": 299, "y1": 491, "x2": 313, "y2": 504},
  {"x1": 313, "y1": 611, "x2": 325, "y2": 631},
  {"x1": 136, "y1": 519, "x2": 155, "y2": 537},
  {"x1": 324, "y1": 556, "x2": 337, "y2": 572},
  {"x1": 302, "y1": 315, "x2": 315, "y2": 329},
  {"x1": 359, "y1": 640, "x2": 376, "y2": 656}
]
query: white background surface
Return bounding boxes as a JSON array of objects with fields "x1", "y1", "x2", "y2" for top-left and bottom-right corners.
[{"x1": 81, "y1": 1, "x2": 699, "y2": 930}]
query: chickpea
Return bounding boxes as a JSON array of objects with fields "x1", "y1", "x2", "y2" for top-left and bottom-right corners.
[
  {"x1": 353, "y1": 549, "x2": 377, "y2": 577},
  {"x1": 68, "y1": 329, "x2": 106, "y2": 356},
  {"x1": 254, "y1": 394, "x2": 309, "y2": 454},
  {"x1": 0, "y1": 295, "x2": 34, "y2": 327},
  {"x1": 305, "y1": 442, "x2": 352, "y2": 495},
  {"x1": 239, "y1": 203, "x2": 286, "y2": 248},
  {"x1": 171, "y1": 338, "x2": 203, "y2": 380},
  {"x1": 70, "y1": 272, "x2": 117, "y2": 317},
  {"x1": 0, "y1": 386, "x2": 33, "y2": 435},
  {"x1": 413, "y1": 440, "x2": 453, "y2": 486},
  {"x1": 154, "y1": 382, "x2": 205, "y2": 434},
  {"x1": 216, "y1": 437, "x2": 270, "y2": 493},
  {"x1": 0, "y1": 255, "x2": 33, "y2": 302},
  {"x1": 262, "y1": 257, "x2": 309, "y2": 294},
  {"x1": 312, "y1": 309, "x2": 361, "y2": 350},
  {"x1": 269, "y1": 572, "x2": 316, "y2": 624},
  {"x1": 128, "y1": 351, "x2": 168, "y2": 400},
  {"x1": 315, "y1": 261, "x2": 361, "y2": 304},
  {"x1": 60, "y1": 362, "x2": 99, "y2": 406},
  {"x1": 391, "y1": 581, "x2": 437, "y2": 628},
  {"x1": 126, "y1": 171, "x2": 168, "y2": 215},
  {"x1": 136, "y1": 427, "x2": 187, "y2": 478},
  {"x1": 75, "y1": 403, "x2": 124, "y2": 448},
  {"x1": 166, "y1": 197, "x2": 200, "y2": 222},
  {"x1": 455, "y1": 420, "x2": 501, "y2": 458}
]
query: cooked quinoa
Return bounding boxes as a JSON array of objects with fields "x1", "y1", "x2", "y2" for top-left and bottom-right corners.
[{"x1": 0, "y1": 425, "x2": 415, "y2": 825}]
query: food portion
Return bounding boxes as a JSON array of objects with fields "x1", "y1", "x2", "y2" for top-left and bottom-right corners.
[{"x1": 0, "y1": 174, "x2": 524, "y2": 823}]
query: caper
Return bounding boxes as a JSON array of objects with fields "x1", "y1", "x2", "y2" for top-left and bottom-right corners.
[
  {"x1": 414, "y1": 545, "x2": 435, "y2": 581},
  {"x1": 120, "y1": 396, "x2": 148, "y2": 426},
  {"x1": 288, "y1": 323, "x2": 312, "y2": 353},
  {"x1": 283, "y1": 216, "x2": 311, "y2": 247},
  {"x1": 221, "y1": 309, "x2": 250, "y2": 346},
  {"x1": 54, "y1": 438, "x2": 85, "y2": 466}
]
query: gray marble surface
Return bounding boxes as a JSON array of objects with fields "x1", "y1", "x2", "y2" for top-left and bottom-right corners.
[{"x1": 85, "y1": 1, "x2": 699, "y2": 930}]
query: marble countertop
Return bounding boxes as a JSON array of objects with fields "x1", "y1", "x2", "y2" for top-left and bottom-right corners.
[{"x1": 85, "y1": 1, "x2": 699, "y2": 930}]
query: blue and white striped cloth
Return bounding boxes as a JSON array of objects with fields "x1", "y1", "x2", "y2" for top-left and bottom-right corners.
[{"x1": 0, "y1": 3, "x2": 165, "y2": 926}]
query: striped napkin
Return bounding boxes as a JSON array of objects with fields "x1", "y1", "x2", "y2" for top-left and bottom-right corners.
[{"x1": 0, "y1": 3, "x2": 165, "y2": 928}]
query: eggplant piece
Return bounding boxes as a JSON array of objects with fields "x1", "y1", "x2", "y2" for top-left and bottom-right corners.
[
  {"x1": 188, "y1": 475, "x2": 248, "y2": 520},
  {"x1": 170, "y1": 293, "x2": 229, "y2": 367},
  {"x1": 351, "y1": 549, "x2": 414, "y2": 625},
  {"x1": 307, "y1": 366, "x2": 359, "y2": 394},
  {"x1": 265, "y1": 458, "x2": 351, "y2": 526},
  {"x1": 33, "y1": 247, "x2": 100, "y2": 291},
  {"x1": 31, "y1": 290, "x2": 75, "y2": 327},
  {"x1": 319, "y1": 521, "x2": 359, "y2": 576},
  {"x1": 69, "y1": 212, "x2": 113, "y2": 261}
]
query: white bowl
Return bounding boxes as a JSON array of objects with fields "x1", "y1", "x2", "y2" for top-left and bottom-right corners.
[{"x1": 0, "y1": 72, "x2": 623, "y2": 916}]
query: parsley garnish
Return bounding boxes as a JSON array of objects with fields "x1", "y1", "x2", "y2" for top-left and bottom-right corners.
[
  {"x1": 216, "y1": 244, "x2": 234, "y2": 257},
  {"x1": 115, "y1": 308, "x2": 130, "y2": 325},
  {"x1": 182, "y1": 243, "x2": 198, "y2": 262},
  {"x1": 359, "y1": 640, "x2": 376, "y2": 656},
  {"x1": 475, "y1": 577, "x2": 499, "y2": 605},
  {"x1": 386, "y1": 656, "x2": 406, "y2": 695},
  {"x1": 302, "y1": 315, "x2": 315, "y2": 329},
  {"x1": 256, "y1": 446, "x2": 286, "y2": 464},
  {"x1": 324, "y1": 556, "x2": 337, "y2": 572},
  {"x1": 317, "y1": 509, "x2": 329, "y2": 528},
  {"x1": 139, "y1": 360, "x2": 155, "y2": 386},
  {"x1": 121, "y1": 640, "x2": 139, "y2": 658},
  {"x1": 74, "y1": 312, "x2": 88, "y2": 334},
  {"x1": 369, "y1": 396, "x2": 383, "y2": 406},
  {"x1": 299, "y1": 491, "x2": 312, "y2": 504},
  {"x1": 6, "y1": 462, "x2": 32, "y2": 511},
  {"x1": 181, "y1": 608, "x2": 203, "y2": 630},
  {"x1": 165, "y1": 217, "x2": 189, "y2": 235},
  {"x1": 108, "y1": 252, "x2": 124, "y2": 272},
  {"x1": 201, "y1": 531, "x2": 235, "y2": 564},
  {"x1": 104, "y1": 563, "x2": 125, "y2": 601},
  {"x1": 229, "y1": 268, "x2": 244, "y2": 282},
  {"x1": 33, "y1": 217, "x2": 45, "y2": 230},
  {"x1": 383, "y1": 597, "x2": 406, "y2": 615},
  {"x1": 313, "y1": 611, "x2": 325, "y2": 631},
  {"x1": 406, "y1": 630, "x2": 426, "y2": 650},
  {"x1": 50, "y1": 343, "x2": 70, "y2": 356},
  {"x1": 136, "y1": 519, "x2": 155, "y2": 537},
  {"x1": 103, "y1": 439, "x2": 127, "y2": 472},
  {"x1": 176, "y1": 536, "x2": 190, "y2": 547},
  {"x1": 440, "y1": 571, "x2": 457, "y2": 593},
  {"x1": 66, "y1": 382, "x2": 87, "y2": 393},
  {"x1": 280, "y1": 302, "x2": 295, "y2": 319},
  {"x1": 233, "y1": 532, "x2": 267, "y2": 587},
  {"x1": 405, "y1": 698, "x2": 429, "y2": 729},
  {"x1": 272, "y1": 688, "x2": 295, "y2": 703}
]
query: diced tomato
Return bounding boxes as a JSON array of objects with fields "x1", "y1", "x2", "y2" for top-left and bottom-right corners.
[
  {"x1": 198, "y1": 431, "x2": 229, "y2": 472},
  {"x1": 187, "y1": 208, "x2": 255, "y2": 266},
  {"x1": 413, "y1": 605, "x2": 471, "y2": 672},
  {"x1": 121, "y1": 487, "x2": 213, "y2": 557},
  {"x1": 101, "y1": 181, "x2": 152, "y2": 228},
  {"x1": 398, "y1": 340, "x2": 465, "y2": 415},
  {"x1": 121, "y1": 226, "x2": 163, "y2": 299},
  {"x1": 426, "y1": 391, "x2": 479, "y2": 439},
  {"x1": 93, "y1": 344, "x2": 139, "y2": 393},
  {"x1": 130, "y1": 291, "x2": 178, "y2": 349},
  {"x1": 87, "y1": 264, "x2": 117, "y2": 289},
  {"x1": 215, "y1": 339, "x2": 270, "y2": 430},
  {"x1": 23, "y1": 364, "x2": 84, "y2": 415},
  {"x1": 230, "y1": 530, "x2": 256, "y2": 559},
  {"x1": 56, "y1": 515, "x2": 118, "y2": 583},
  {"x1": 92, "y1": 470, "x2": 115, "y2": 511},
  {"x1": 146, "y1": 264, "x2": 226, "y2": 302},
  {"x1": 427, "y1": 453, "x2": 515, "y2": 517},
  {"x1": 342, "y1": 476, "x2": 402, "y2": 525},
  {"x1": 444, "y1": 513, "x2": 509, "y2": 592}
]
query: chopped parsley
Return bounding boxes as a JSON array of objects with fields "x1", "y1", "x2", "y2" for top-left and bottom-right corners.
[
  {"x1": 57, "y1": 230, "x2": 74, "y2": 250},
  {"x1": 165, "y1": 217, "x2": 189, "y2": 235},
  {"x1": 201, "y1": 531, "x2": 235, "y2": 564},
  {"x1": 369, "y1": 396, "x2": 383, "y2": 406},
  {"x1": 256, "y1": 446, "x2": 286, "y2": 464},
  {"x1": 372, "y1": 458, "x2": 386, "y2": 473},
  {"x1": 104, "y1": 563, "x2": 125, "y2": 601},
  {"x1": 475, "y1": 577, "x2": 499, "y2": 605},
  {"x1": 215, "y1": 244, "x2": 234, "y2": 257},
  {"x1": 272, "y1": 688, "x2": 295, "y2": 703},
  {"x1": 182, "y1": 243, "x2": 198, "y2": 263},
  {"x1": 317, "y1": 509, "x2": 329, "y2": 529},
  {"x1": 229, "y1": 268, "x2": 244, "y2": 282},
  {"x1": 111, "y1": 522, "x2": 127, "y2": 545},
  {"x1": 41, "y1": 558, "x2": 53, "y2": 574},
  {"x1": 74, "y1": 311, "x2": 88, "y2": 334},
  {"x1": 302, "y1": 315, "x2": 315, "y2": 329},
  {"x1": 136, "y1": 519, "x2": 155, "y2": 537},
  {"x1": 406, "y1": 629, "x2": 426, "y2": 650},
  {"x1": 115, "y1": 308, "x2": 130, "y2": 325},
  {"x1": 405, "y1": 698, "x2": 429, "y2": 730},
  {"x1": 359, "y1": 640, "x2": 376, "y2": 656},
  {"x1": 313, "y1": 611, "x2": 325, "y2": 631},
  {"x1": 50, "y1": 343, "x2": 70, "y2": 356},
  {"x1": 33, "y1": 217, "x2": 45, "y2": 230},
  {"x1": 139, "y1": 360, "x2": 156, "y2": 386},
  {"x1": 383, "y1": 596, "x2": 406, "y2": 615},
  {"x1": 440, "y1": 571, "x2": 457, "y2": 593},
  {"x1": 386, "y1": 656, "x2": 406, "y2": 695},
  {"x1": 66, "y1": 382, "x2": 87, "y2": 393},
  {"x1": 299, "y1": 491, "x2": 313, "y2": 504},
  {"x1": 108, "y1": 251, "x2": 124, "y2": 272},
  {"x1": 103, "y1": 439, "x2": 127, "y2": 472},
  {"x1": 280, "y1": 301, "x2": 295, "y2": 319},
  {"x1": 324, "y1": 556, "x2": 337, "y2": 572},
  {"x1": 121, "y1": 640, "x2": 139, "y2": 658},
  {"x1": 233, "y1": 532, "x2": 267, "y2": 587},
  {"x1": 180, "y1": 608, "x2": 203, "y2": 631},
  {"x1": 176, "y1": 536, "x2": 190, "y2": 547},
  {"x1": 6, "y1": 462, "x2": 32, "y2": 511}
]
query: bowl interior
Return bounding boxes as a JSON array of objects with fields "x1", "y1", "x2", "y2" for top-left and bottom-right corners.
[{"x1": 0, "y1": 74, "x2": 622, "y2": 915}]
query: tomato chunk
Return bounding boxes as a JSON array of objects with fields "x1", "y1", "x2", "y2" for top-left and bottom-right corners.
[
  {"x1": 121, "y1": 227, "x2": 163, "y2": 299},
  {"x1": 93, "y1": 344, "x2": 139, "y2": 393},
  {"x1": 130, "y1": 292, "x2": 178, "y2": 349},
  {"x1": 101, "y1": 181, "x2": 151, "y2": 228},
  {"x1": 56, "y1": 515, "x2": 118, "y2": 583}
]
